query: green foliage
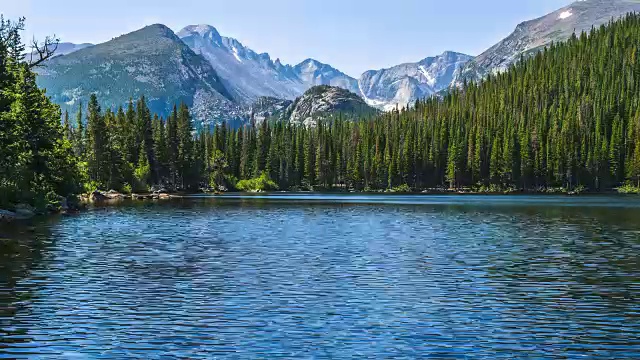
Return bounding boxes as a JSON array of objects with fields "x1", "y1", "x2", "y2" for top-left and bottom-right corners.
[
  {"x1": 83, "y1": 180, "x2": 102, "y2": 193},
  {"x1": 236, "y1": 172, "x2": 278, "y2": 192},
  {"x1": 617, "y1": 183, "x2": 640, "y2": 194},
  {"x1": 0, "y1": 17, "x2": 80, "y2": 209},
  {"x1": 133, "y1": 150, "x2": 151, "y2": 192},
  {"x1": 388, "y1": 184, "x2": 411, "y2": 193}
]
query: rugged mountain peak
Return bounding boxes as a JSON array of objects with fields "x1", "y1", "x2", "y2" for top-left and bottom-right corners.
[
  {"x1": 178, "y1": 24, "x2": 223, "y2": 44},
  {"x1": 357, "y1": 51, "x2": 473, "y2": 110},
  {"x1": 296, "y1": 58, "x2": 323, "y2": 70},
  {"x1": 132, "y1": 24, "x2": 177, "y2": 39},
  {"x1": 35, "y1": 23, "x2": 238, "y2": 123},
  {"x1": 292, "y1": 59, "x2": 360, "y2": 96}
]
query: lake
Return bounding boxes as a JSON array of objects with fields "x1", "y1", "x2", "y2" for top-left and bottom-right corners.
[{"x1": 1, "y1": 194, "x2": 640, "y2": 358}]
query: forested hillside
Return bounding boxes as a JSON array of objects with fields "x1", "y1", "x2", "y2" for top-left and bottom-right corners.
[
  {"x1": 70, "y1": 14, "x2": 640, "y2": 193},
  {"x1": 194, "y1": 14, "x2": 640, "y2": 192},
  {"x1": 6, "y1": 13, "x2": 640, "y2": 201}
]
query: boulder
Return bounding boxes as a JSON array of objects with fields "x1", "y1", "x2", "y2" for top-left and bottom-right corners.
[
  {"x1": 105, "y1": 191, "x2": 125, "y2": 200},
  {"x1": 14, "y1": 204, "x2": 36, "y2": 219},
  {"x1": 0, "y1": 209, "x2": 17, "y2": 222},
  {"x1": 90, "y1": 190, "x2": 108, "y2": 202},
  {"x1": 151, "y1": 185, "x2": 169, "y2": 194}
]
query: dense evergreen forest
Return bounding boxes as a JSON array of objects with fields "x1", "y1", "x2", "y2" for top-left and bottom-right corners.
[
  {"x1": 4, "y1": 14, "x2": 640, "y2": 209},
  {"x1": 184, "y1": 14, "x2": 640, "y2": 192},
  {"x1": 0, "y1": 17, "x2": 79, "y2": 210}
]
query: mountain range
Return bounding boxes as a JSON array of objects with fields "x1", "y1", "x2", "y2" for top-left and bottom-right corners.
[{"x1": 33, "y1": 0, "x2": 640, "y2": 123}]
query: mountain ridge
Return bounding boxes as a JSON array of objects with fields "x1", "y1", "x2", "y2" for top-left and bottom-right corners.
[
  {"x1": 35, "y1": 24, "x2": 241, "y2": 123},
  {"x1": 455, "y1": 0, "x2": 640, "y2": 84}
]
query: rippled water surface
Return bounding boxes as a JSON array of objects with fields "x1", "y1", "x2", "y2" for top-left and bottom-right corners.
[{"x1": 2, "y1": 194, "x2": 640, "y2": 358}]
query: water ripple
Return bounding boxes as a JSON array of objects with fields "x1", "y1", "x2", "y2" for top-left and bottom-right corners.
[{"x1": 0, "y1": 195, "x2": 640, "y2": 358}]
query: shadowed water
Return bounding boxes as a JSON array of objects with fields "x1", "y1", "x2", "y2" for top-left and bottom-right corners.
[{"x1": 1, "y1": 194, "x2": 640, "y2": 358}]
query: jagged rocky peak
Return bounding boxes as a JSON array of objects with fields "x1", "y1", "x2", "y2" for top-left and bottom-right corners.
[
  {"x1": 357, "y1": 50, "x2": 473, "y2": 111},
  {"x1": 178, "y1": 24, "x2": 223, "y2": 43}
]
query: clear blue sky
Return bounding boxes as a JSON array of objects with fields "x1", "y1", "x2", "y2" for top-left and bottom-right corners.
[{"x1": 6, "y1": 0, "x2": 573, "y2": 77}]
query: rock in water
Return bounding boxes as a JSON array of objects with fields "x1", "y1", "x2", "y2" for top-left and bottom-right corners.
[
  {"x1": 0, "y1": 210, "x2": 17, "y2": 222},
  {"x1": 14, "y1": 204, "x2": 36, "y2": 219},
  {"x1": 90, "y1": 191, "x2": 108, "y2": 202}
]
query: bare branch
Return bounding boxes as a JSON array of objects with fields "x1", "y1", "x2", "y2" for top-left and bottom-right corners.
[{"x1": 28, "y1": 35, "x2": 59, "y2": 69}]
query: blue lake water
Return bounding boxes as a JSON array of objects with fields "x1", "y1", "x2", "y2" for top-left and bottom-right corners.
[{"x1": 1, "y1": 194, "x2": 640, "y2": 358}]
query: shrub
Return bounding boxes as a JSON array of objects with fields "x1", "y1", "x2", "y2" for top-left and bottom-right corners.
[
  {"x1": 388, "y1": 184, "x2": 411, "y2": 193},
  {"x1": 236, "y1": 172, "x2": 278, "y2": 192},
  {"x1": 617, "y1": 183, "x2": 640, "y2": 194}
]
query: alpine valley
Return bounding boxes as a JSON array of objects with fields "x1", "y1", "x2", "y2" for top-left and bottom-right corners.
[{"x1": 33, "y1": 0, "x2": 640, "y2": 125}]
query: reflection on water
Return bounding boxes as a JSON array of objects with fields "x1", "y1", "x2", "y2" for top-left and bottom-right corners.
[{"x1": 1, "y1": 195, "x2": 640, "y2": 358}]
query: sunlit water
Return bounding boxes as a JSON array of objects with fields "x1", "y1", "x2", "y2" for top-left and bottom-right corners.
[{"x1": 1, "y1": 194, "x2": 640, "y2": 358}]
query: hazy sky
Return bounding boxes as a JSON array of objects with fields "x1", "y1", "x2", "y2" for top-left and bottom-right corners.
[{"x1": 5, "y1": 0, "x2": 573, "y2": 77}]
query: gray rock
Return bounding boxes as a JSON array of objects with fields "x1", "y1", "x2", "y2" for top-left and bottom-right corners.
[
  {"x1": 14, "y1": 204, "x2": 36, "y2": 219},
  {"x1": 0, "y1": 209, "x2": 17, "y2": 222},
  {"x1": 90, "y1": 190, "x2": 108, "y2": 202},
  {"x1": 281, "y1": 85, "x2": 377, "y2": 126}
]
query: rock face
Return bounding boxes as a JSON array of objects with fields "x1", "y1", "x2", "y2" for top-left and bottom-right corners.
[
  {"x1": 249, "y1": 96, "x2": 294, "y2": 124},
  {"x1": 179, "y1": 25, "x2": 360, "y2": 104},
  {"x1": 456, "y1": 0, "x2": 640, "y2": 84},
  {"x1": 35, "y1": 24, "x2": 240, "y2": 123},
  {"x1": 14, "y1": 204, "x2": 36, "y2": 219},
  {"x1": 358, "y1": 51, "x2": 472, "y2": 111},
  {"x1": 280, "y1": 85, "x2": 378, "y2": 126},
  {"x1": 178, "y1": 25, "x2": 305, "y2": 103}
]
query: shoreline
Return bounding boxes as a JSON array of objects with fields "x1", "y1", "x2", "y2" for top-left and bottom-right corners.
[{"x1": 2, "y1": 189, "x2": 637, "y2": 225}]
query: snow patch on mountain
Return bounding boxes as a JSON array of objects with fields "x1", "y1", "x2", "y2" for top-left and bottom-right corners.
[
  {"x1": 419, "y1": 65, "x2": 436, "y2": 86},
  {"x1": 558, "y1": 10, "x2": 573, "y2": 19},
  {"x1": 231, "y1": 47, "x2": 243, "y2": 63}
]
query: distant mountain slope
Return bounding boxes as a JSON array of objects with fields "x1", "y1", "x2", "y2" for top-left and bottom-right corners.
[
  {"x1": 358, "y1": 51, "x2": 472, "y2": 111},
  {"x1": 281, "y1": 85, "x2": 378, "y2": 126},
  {"x1": 35, "y1": 24, "x2": 239, "y2": 122},
  {"x1": 178, "y1": 25, "x2": 304, "y2": 103},
  {"x1": 178, "y1": 25, "x2": 359, "y2": 104},
  {"x1": 27, "y1": 42, "x2": 93, "y2": 62},
  {"x1": 179, "y1": 24, "x2": 469, "y2": 110},
  {"x1": 457, "y1": 0, "x2": 640, "y2": 83},
  {"x1": 293, "y1": 59, "x2": 360, "y2": 95}
]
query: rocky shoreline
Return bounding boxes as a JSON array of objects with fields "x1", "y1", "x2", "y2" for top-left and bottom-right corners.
[
  {"x1": 81, "y1": 190, "x2": 175, "y2": 202},
  {"x1": 0, "y1": 190, "x2": 177, "y2": 223}
]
